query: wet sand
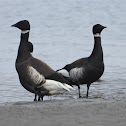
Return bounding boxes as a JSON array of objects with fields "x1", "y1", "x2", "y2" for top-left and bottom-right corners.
[{"x1": 0, "y1": 98, "x2": 126, "y2": 126}]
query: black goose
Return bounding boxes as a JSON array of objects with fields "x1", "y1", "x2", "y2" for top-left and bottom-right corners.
[
  {"x1": 12, "y1": 20, "x2": 74, "y2": 101},
  {"x1": 57, "y1": 24, "x2": 106, "y2": 98}
]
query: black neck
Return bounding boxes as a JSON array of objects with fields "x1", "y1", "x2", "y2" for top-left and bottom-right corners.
[
  {"x1": 16, "y1": 32, "x2": 31, "y2": 63},
  {"x1": 21, "y1": 32, "x2": 29, "y2": 41},
  {"x1": 89, "y1": 37, "x2": 103, "y2": 61}
]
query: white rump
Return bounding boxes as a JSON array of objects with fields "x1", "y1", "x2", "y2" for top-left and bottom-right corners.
[{"x1": 57, "y1": 69, "x2": 70, "y2": 77}]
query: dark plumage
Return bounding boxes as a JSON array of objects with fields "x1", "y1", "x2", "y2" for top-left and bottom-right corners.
[
  {"x1": 57, "y1": 24, "x2": 106, "y2": 98},
  {"x1": 12, "y1": 20, "x2": 74, "y2": 101}
]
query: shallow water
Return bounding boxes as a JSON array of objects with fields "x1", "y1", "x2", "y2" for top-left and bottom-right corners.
[{"x1": 0, "y1": 0, "x2": 126, "y2": 103}]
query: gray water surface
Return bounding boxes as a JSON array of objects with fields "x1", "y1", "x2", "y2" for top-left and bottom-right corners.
[{"x1": 0, "y1": 0, "x2": 126, "y2": 103}]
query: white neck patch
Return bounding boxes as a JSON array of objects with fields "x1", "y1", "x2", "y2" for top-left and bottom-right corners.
[
  {"x1": 21, "y1": 30, "x2": 30, "y2": 34},
  {"x1": 57, "y1": 69, "x2": 70, "y2": 77},
  {"x1": 94, "y1": 33, "x2": 101, "y2": 37}
]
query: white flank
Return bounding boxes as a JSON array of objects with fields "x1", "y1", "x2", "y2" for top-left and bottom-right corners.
[
  {"x1": 21, "y1": 30, "x2": 30, "y2": 34},
  {"x1": 27, "y1": 66, "x2": 45, "y2": 85},
  {"x1": 57, "y1": 69, "x2": 69, "y2": 77},
  {"x1": 42, "y1": 80, "x2": 74, "y2": 95},
  {"x1": 70, "y1": 67, "x2": 84, "y2": 80},
  {"x1": 94, "y1": 33, "x2": 101, "y2": 37},
  {"x1": 64, "y1": 84, "x2": 75, "y2": 90}
]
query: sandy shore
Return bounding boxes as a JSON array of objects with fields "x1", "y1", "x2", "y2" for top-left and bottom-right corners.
[{"x1": 0, "y1": 98, "x2": 126, "y2": 126}]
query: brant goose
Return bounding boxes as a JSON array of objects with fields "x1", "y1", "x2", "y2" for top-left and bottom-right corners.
[
  {"x1": 12, "y1": 20, "x2": 74, "y2": 101},
  {"x1": 57, "y1": 24, "x2": 106, "y2": 98},
  {"x1": 27, "y1": 66, "x2": 74, "y2": 100}
]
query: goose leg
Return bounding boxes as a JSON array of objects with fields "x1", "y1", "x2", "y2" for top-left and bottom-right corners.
[
  {"x1": 38, "y1": 95, "x2": 44, "y2": 101},
  {"x1": 41, "y1": 96, "x2": 43, "y2": 101},
  {"x1": 34, "y1": 94, "x2": 37, "y2": 101},
  {"x1": 86, "y1": 83, "x2": 91, "y2": 98},
  {"x1": 38, "y1": 96, "x2": 41, "y2": 101},
  {"x1": 78, "y1": 85, "x2": 82, "y2": 98},
  {"x1": 38, "y1": 96, "x2": 44, "y2": 101}
]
